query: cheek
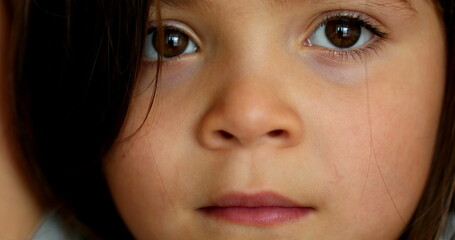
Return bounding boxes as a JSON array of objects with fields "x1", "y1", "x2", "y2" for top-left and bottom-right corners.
[
  {"x1": 316, "y1": 43, "x2": 443, "y2": 238},
  {"x1": 104, "y1": 137, "x2": 193, "y2": 239},
  {"x1": 103, "y1": 83, "x2": 208, "y2": 239}
]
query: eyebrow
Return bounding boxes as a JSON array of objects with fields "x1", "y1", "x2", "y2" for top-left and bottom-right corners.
[{"x1": 159, "y1": 0, "x2": 415, "y2": 12}]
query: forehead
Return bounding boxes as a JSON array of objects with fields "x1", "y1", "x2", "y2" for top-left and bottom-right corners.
[{"x1": 159, "y1": 0, "x2": 415, "y2": 12}]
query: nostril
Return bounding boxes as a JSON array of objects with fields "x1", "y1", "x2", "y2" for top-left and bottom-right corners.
[
  {"x1": 218, "y1": 130, "x2": 234, "y2": 139},
  {"x1": 268, "y1": 129, "x2": 285, "y2": 137}
]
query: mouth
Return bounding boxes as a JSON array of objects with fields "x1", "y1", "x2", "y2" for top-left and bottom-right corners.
[{"x1": 198, "y1": 191, "x2": 313, "y2": 226}]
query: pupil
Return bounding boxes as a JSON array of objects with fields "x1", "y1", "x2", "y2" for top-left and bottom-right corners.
[
  {"x1": 325, "y1": 19, "x2": 361, "y2": 48},
  {"x1": 152, "y1": 28, "x2": 189, "y2": 58}
]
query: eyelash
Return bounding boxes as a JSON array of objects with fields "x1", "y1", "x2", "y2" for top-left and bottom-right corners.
[{"x1": 307, "y1": 12, "x2": 389, "y2": 62}]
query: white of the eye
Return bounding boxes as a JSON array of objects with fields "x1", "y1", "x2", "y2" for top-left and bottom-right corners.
[
  {"x1": 309, "y1": 24, "x2": 373, "y2": 50},
  {"x1": 144, "y1": 30, "x2": 198, "y2": 60}
]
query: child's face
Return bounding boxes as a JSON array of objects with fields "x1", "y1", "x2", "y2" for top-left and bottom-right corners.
[{"x1": 104, "y1": 0, "x2": 446, "y2": 239}]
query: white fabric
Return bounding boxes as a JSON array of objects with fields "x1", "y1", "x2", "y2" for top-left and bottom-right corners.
[
  {"x1": 442, "y1": 213, "x2": 455, "y2": 240},
  {"x1": 31, "y1": 213, "x2": 82, "y2": 240}
]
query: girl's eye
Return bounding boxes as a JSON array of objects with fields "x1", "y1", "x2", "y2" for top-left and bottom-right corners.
[
  {"x1": 307, "y1": 16, "x2": 381, "y2": 50},
  {"x1": 144, "y1": 26, "x2": 198, "y2": 60}
]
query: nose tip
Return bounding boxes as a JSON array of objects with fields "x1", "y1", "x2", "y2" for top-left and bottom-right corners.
[{"x1": 197, "y1": 85, "x2": 303, "y2": 149}]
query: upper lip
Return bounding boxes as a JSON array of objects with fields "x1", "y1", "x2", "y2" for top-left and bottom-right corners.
[{"x1": 203, "y1": 191, "x2": 303, "y2": 208}]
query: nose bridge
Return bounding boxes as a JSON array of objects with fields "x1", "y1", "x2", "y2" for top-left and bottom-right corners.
[
  {"x1": 219, "y1": 13, "x2": 282, "y2": 75},
  {"x1": 197, "y1": 18, "x2": 304, "y2": 149}
]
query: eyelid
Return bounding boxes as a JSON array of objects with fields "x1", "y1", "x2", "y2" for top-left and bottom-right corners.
[{"x1": 149, "y1": 20, "x2": 202, "y2": 48}]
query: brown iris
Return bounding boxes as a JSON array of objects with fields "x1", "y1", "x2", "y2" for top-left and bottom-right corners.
[
  {"x1": 152, "y1": 28, "x2": 189, "y2": 58},
  {"x1": 325, "y1": 19, "x2": 361, "y2": 48}
]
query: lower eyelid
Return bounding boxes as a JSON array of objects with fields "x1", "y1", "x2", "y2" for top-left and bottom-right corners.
[{"x1": 305, "y1": 39, "x2": 385, "y2": 63}]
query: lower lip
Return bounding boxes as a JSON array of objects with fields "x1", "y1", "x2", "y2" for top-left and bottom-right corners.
[{"x1": 200, "y1": 207, "x2": 312, "y2": 226}]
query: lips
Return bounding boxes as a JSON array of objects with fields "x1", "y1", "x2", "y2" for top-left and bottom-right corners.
[{"x1": 199, "y1": 191, "x2": 313, "y2": 226}]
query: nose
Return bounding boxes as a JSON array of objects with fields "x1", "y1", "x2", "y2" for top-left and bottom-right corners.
[{"x1": 197, "y1": 79, "x2": 304, "y2": 149}]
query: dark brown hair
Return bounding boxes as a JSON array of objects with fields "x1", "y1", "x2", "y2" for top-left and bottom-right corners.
[
  {"x1": 400, "y1": 0, "x2": 455, "y2": 239},
  {"x1": 11, "y1": 0, "x2": 455, "y2": 239},
  {"x1": 12, "y1": 0, "x2": 151, "y2": 238}
]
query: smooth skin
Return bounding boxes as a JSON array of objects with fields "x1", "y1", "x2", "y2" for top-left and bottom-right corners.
[{"x1": 105, "y1": 0, "x2": 446, "y2": 239}]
